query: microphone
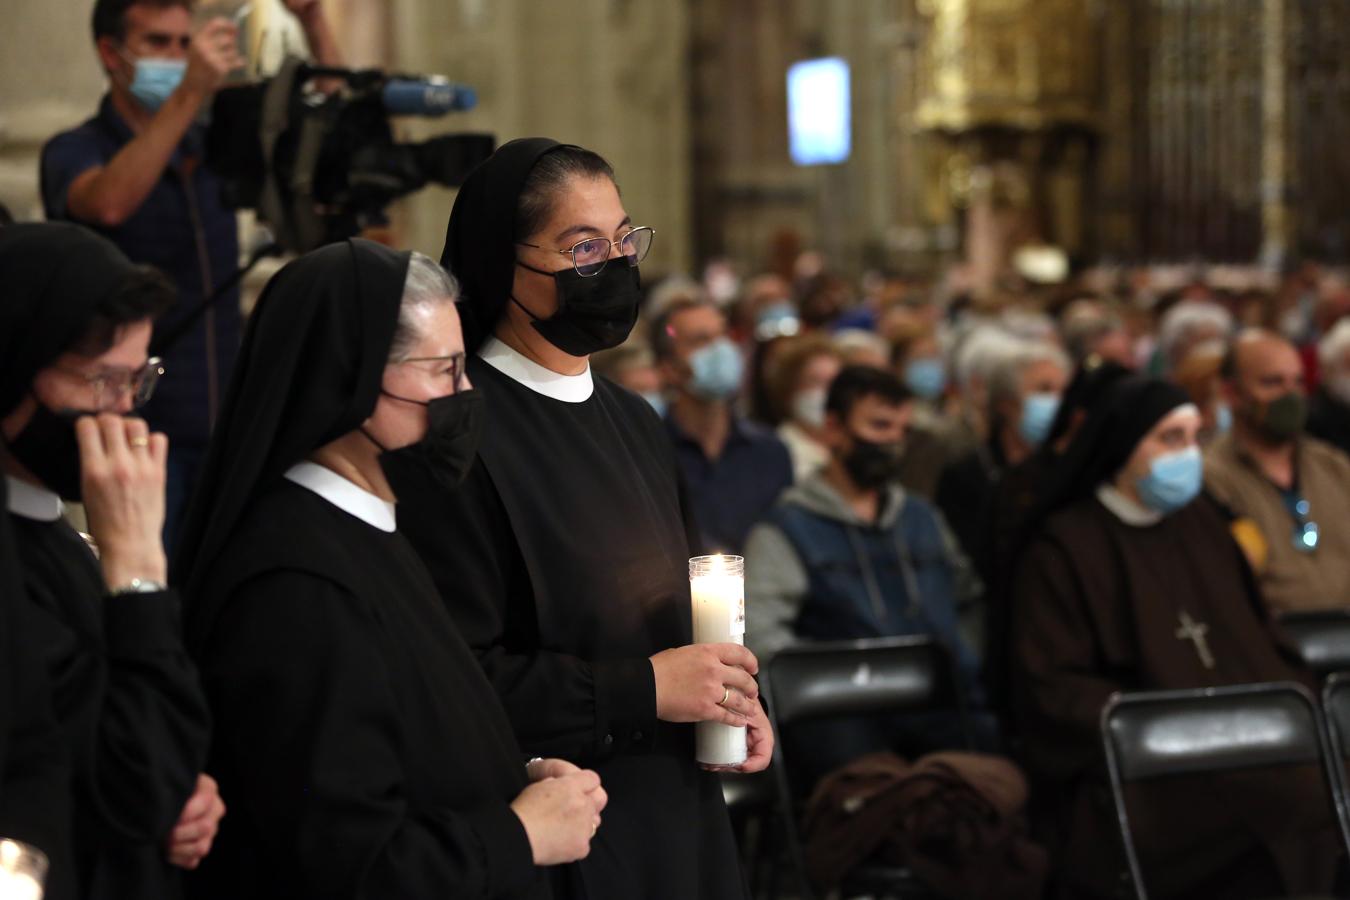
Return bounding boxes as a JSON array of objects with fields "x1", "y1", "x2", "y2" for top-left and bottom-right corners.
[{"x1": 381, "y1": 77, "x2": 478, "y2": 116}]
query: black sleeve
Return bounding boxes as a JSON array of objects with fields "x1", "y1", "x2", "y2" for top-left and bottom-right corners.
[
  {"x1": 0, "y1": 595, "x2": 74, "y2": 900},
  {"x1": 395, "y1": 457, "x2": 657, "y2": 765},
  {"x1": 202, "y1": 570, "x2": 537, "y2": 899},
  {"x1": 24, "y1": 577, "x2": 208, "y2": 845}
]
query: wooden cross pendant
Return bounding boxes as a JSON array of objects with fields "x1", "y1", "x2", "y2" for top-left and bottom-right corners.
[{"x1": 1175, "y1": 610, "x2": 1216, "y2": 670}]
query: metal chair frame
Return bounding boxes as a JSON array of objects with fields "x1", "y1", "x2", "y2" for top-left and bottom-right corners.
[
  {"x1": 764, "y1": 635, "x2": 973, "y2": 900},
  {"x1": 1100, "y1": 681, "x2": 1350, "y2": 900}
]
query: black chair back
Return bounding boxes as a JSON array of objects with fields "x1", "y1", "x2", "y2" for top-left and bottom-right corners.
[
  {"x1": 1279, "y1": 609, "x2": 1350, "y2": 676},
  {"x1": 764, "y1": 635, "x2": 969, "y2": 900},
  {"x1": 1100, "y1": 682, "x2": 1350, "y2": 899},
  {"x1": 1324, "y1": 671, "x2": 1350, "y2": 762}
]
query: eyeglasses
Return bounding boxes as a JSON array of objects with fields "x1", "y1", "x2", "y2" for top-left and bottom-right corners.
[
  {"x1": 517, "y1": 226, "x2": 655, "y2": 277},
  {"x1": 397, "y1": 352, "x2": 468, "y2": 394},
  {"x1": 53, "y1": 357, "x2": 164, "y2": 411},
  {"x1": 1281, "y1": 490, "x2": 1320, "y2": 553}
]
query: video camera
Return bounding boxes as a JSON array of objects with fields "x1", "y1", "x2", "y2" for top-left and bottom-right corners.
[{"x1": 206, "y1": 57, "x2": 494, "y2": 253}]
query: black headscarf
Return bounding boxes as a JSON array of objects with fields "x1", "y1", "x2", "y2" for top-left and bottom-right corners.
[
  {"x1": 1038, "y1": 375, "x2": 1193, "y2": 521},
  {"x1": 174, "y1": 239, "x2": 410, "y2": 640},
  {"x1": 441, "y1": 137, "x2": 562, "y2": 352},
  {"x1": 0, "y1": 222, "x2": 140, "y2": 418}
]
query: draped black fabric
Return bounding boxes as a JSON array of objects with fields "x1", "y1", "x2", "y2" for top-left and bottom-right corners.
[
  {"x1": 174, "y1": 238, "x2": 407, "y2": 641},
  {"x1": 0, "y1": 479, "x2": 73, "y2": 900},
  {"x1": 1032, "y1": 376, "x2": 1191, "y2": 524},
  {"x1": 0, "y1": 222, "x2": 138, "y2": 418},
  {"x1": 441, "y1": 137, "x2": 560, "y2": 352}
]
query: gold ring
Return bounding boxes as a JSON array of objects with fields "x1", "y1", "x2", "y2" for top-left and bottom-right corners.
[
  {"x1": 719, "y1": 686, "x2": 730, "y2": 706},
  {"x1": 130, "y1": 436, "x2": 150, "y2": 448}
]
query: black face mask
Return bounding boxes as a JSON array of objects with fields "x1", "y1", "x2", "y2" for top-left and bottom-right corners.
[
  {"x1": 842, "y1": 435, "x2": 904, "y2": 491},
  {"x1": 512, "y1": 260, "x2": 641, "y2": 357},
  {"x1": 6, "y1": 400, "x2": 95, "y2": 502},
  {"x1": 366, "y1": 389, "x2": 484, "y2": 492}
]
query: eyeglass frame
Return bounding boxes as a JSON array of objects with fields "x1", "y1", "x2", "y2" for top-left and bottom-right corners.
[
  {"x1": 394, "y1": 352, "x2": 469, "y2": 395},
  {"x1": 50, "y1": 356, "x2": 165, "y2": 411},
  {"x1": 516, "y1": 225, "x2": 655, "y2": 277}
]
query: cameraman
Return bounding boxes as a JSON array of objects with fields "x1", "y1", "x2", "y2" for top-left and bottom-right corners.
[{"x1": 41, "y1": 0, "x2": 342, "y2": 552}]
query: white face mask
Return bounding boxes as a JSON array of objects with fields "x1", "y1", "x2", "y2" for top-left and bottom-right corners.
[
  {"x1": 791, "y1": 388, "x2": 827, "y2": 430},
  {"x1": 1327, "y1": 372, "x2": 1350, "y2": 407}
]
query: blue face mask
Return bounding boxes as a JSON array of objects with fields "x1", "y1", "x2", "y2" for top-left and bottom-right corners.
[
  {"x1": 688, "y1": 338, "x2": 744, "y2": 400},
  {"x1": 642, "y1": 391, "x2": 668, "y2": 418},
  {"x1": 903, "y1": 358, "x2": 947, "y2": 401},
  {"x1": 127, "y1": 56, "x2": 187, "y2": 112},
  {"x1": 1135, "y1": 446, "x2": 1203, "y2": 514},
  {"x1": 1018, "y1": 392, "x2": 1061, "y2": 446}
]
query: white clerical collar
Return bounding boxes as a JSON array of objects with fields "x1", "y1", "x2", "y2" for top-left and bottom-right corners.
[
  {"x1": 284, "y1": 461, "x2": 396, "y2": 533},
  {"x1": 1096, "y1": 483, "x2": 1164, "y2": 528},
  {"x1": 5, "y1": 475, "x2": 62, "y2": 523},
  {"x1": 479, "y1": 336, "x2": 594, "y2": 403}
]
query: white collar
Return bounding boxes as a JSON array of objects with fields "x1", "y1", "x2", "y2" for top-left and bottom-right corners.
[
  {"x1": 5, "y1": 476, "x2": 62, "y2": 523},
  {"x1": 1096, "y1": 483, "x2": 1164, "y2": 528},
  {"x1": 284, "y1": 461, "x2": 396, "y2": 533},
  {"x1": 478, "y1": 336, "x2": 594, "y2": 403}
]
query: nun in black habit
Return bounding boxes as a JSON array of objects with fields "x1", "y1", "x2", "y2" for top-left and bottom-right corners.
[
  {"x1": 0, "y1": 222, "x2": 215, "y2": 900},
  {"x1": 175, "y1": 239, "x2": 605, "y2": 900},
  {"x1": 389, "y1": 139, "x2": 772, "y2": 900}
]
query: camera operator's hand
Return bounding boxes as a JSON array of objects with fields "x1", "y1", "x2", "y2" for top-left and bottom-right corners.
[
  {"x1": 76, "y1": 414, "x2": 169, "y2": 592},
  {"x1": 181, "y1": 18, "x2": 242, "y2": 101}
]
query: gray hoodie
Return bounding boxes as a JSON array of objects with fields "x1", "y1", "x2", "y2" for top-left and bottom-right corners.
[{"x1": 743, "y1": 471, "x2": 983, "y2": 665}]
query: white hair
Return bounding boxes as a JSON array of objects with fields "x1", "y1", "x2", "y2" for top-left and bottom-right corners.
[
  {"x1": 987, "y1": 340, "x2": 1071, "y2": 411},
  {"x1": 389, "y1": 252, "x2": 460, "y2": 362},
  {"x1": 952, "y1": 326, "x2": 1025, "y2": 390},
  {"x1": 1158, "y1": 301, "x2": 1233, "y2": 369},
  {"x1": 1319, "y1": 318, "x2": 1350, "y2": 373},
  {"x1": 832, "y1": 328, "x2": 890, "y2": 363}
]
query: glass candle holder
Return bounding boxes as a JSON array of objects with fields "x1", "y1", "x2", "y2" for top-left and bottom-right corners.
[
  {"x1": 0, "y1": 839, "x2": 46, "y2": 900},
  {"x1": 689, "y1": 554, "x2": 747, "y2": 766}
]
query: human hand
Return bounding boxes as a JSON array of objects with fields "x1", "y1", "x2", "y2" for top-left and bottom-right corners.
[
  {"x1": 165, "y1": 774, "x2": 226, "y2": 870},
  {"x1": 510, "y1": 770, "x2": 608, "y2": 866},
  {"x1": 701, "y1": 697, "x2": 774, "y2": 774},
  {"x1": 650, "y1": 643, "x2": 760, "y2": 725},
  {"x1": 526, "y1": 757, "x2": 582, "y2": 783},
  {"x1": 182, "y1": 18, "x2": 242, "y2": 99},
  {"x1": 76, "y1": 414, "x2": 168, "y2": 590}
]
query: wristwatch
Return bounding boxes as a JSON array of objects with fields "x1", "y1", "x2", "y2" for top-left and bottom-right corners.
[{"x1": 109, "y1": 578, "x2": 167, "y2": 596}]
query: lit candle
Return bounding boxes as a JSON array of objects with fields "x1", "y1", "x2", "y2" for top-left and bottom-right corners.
[
  {"x1": 689, "y1": 554, "x2": 748, "y2": 766},
  {"x1": 0, "y1": 840, "x2": 45, "y2": 900}
]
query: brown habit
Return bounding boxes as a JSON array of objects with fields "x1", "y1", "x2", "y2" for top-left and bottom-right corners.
[{"x1": 1010, "y1": 495, "x2": 1339, "y2": 899}]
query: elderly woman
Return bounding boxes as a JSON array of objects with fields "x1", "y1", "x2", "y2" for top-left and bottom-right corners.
[
  {"x1": 175, "y1": 241, "x2": 605, "y2": 899},
  {"x1": 1009, "y1": 377, "x2": 1337, "y2": 899},
  {"x1": 390, "y1": 139, "x2": 772, "y2": 900},
  {"x1": 936, "y1": 339, "x2": 1070, "y2": 584}
]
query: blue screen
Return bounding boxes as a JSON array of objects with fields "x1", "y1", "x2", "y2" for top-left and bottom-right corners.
[{"x1": 788, "y1": 57, "x2": 851, "y2": 166}]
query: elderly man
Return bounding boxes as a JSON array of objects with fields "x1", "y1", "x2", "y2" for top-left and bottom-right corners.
[{"x1": 1204, "y1": 329, "x2": 1350, "y2": 613}]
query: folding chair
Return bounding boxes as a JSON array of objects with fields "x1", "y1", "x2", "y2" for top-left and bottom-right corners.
[
  {"x1": 1100, "y1": 682, "x2": 1350, "y2": 900},
  {"x1": 765, "y1": 635, "x2": 972, "y2": 900},
  {"x1": 1324, "y1": 671, "x2": 1350, "y2": 764},
  {"x1": 1279, "y1": 609, "x2": 1350, "y2": 676}
]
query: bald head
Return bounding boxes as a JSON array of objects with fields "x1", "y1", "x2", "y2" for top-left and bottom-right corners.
[
  {"x1": 1225, "y1": 329, "x2": 1301, "y2": 384},
  {"x1": 1224, "y1": 328, "x2": 1307, "y2": 443}
]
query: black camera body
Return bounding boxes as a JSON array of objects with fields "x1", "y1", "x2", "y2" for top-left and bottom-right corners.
[{"x1": 206, "y1": 57, "x2": 493, "y2": 253}]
